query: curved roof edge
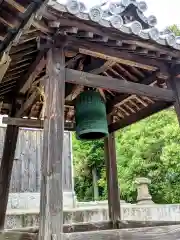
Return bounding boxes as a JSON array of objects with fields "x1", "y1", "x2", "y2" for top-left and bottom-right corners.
[{"x1": 48, "y1": 0, "x2": 180, "y2": 50}]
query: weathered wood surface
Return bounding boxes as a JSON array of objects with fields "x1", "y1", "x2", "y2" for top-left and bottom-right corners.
[
  {"x1": 0, "y1": 125, "x2": 19, "y2": 228},
  {"x1": 167, "y1": 76, "x2": 180, "y2": 123},
  {"x1": 6, "y1": 221, "x2": 180, "y2": 234},
  {"x1": 104, "y1": 133, "x2": 121, "y2": 227},
  {"x1": 39, "y1": 47, "x2": 65, "y2": 240},
  {"x1": 0, "y1": 127, "x2": 72, "y2": 193},
  {"x1": 68, "y1": 38, "x2": 169, "y2": 72},
  {"x1": 0, "y1": 231, "x2": 37, "y2": 240},
  {"x1": 1, "y1": 224, "x2": 180, "y2": 240},
  {"x1": 62, "y1": 224, "x2": 180, "y2": 240},
  {"x1": 2, "y1": 117, "x2": 75, "y2": 131},
  {"x1": 65, "y1": 69, "x2": 174, "y2": 102}
]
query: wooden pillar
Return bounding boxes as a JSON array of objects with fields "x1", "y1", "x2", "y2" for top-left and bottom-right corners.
[
  {"x1": 104, "y1": 132, "x2": 121, "y2": 227},
  {"x1": 166, "y1": 66, "x2": 180, "y2": 123},
  {"x1": 169, "y1": 78, "x2": 180, "y2": 120},
  {"x1": 0, "y1": 125, "x2": 19, "y2": 229},
  {"x1": 92, "y1": 168, "x2": 99, "y2": 201},
  {"x1": 39, "y1": 47, "x2": 65, "y2": 240}
]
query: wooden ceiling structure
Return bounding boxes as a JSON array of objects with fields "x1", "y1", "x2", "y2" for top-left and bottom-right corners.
[
  {"x1": 1, "y1": 1, "x2": 180, "y2": 240},
  {"x1": 0, "y1": 0, "x2": 180, "y2": 131}
]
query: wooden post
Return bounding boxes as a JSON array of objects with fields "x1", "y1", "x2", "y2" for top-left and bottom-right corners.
[
  {"x1": 166, "y1": 65, "x2": 180, "y2": 123},
  {"x1": 104, "y1": 133, "x2": 121, "y2": 228},
  {"x1": 39, "y1": 47, "x2": 65, "y2": 240},
  {"x1": 168, "y1": 78, "x2": 180, "y2": 121},
  {"x1": 92, "y1": 168, "x2": 99, "y2": 201},
  {"x1": 0, "y1": 125, "x2": 19, "y2": 229}
]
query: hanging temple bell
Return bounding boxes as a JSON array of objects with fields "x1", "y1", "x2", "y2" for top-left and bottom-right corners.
[{"x1": 75, "y1": 90, "x2": 109, "y2": 141}]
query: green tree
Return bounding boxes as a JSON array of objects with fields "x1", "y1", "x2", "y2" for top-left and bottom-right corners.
[
  {"x1": 72, "y1": 135, "x2": 104, "y2": 201},
  {"x1": 169, "y1": 24, "x2": 180, "y2": 36},
  {"x1": 73, "y1": 109, "x2": 180, "y2": 203}
]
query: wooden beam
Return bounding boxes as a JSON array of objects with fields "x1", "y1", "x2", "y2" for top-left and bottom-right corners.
[
  {"x1": 62, "y1": 224, "x2": 180, "y2": 240},
  {"x1": 4, "y1": 0, "x2": 25, "y2": 13},
  {"x1": 2, "y1": 117, "x2": 75, "y2": 131},
  {"x1": 0, "y1": 231, "x2": 36, "y2": 240},
  {"x1": 18, "y1": 52, "x2": 46, "y2": 94},
  {"x1": 67, "y1": 38, "x2": 169, "y2": 73},
  {"x1": 0, "y1": 1, "x2": 45, "y2": 57},
  {"x1": 80, "y1": 47, "x2": 164, "y2": 72},
  {"x1": 104, "y1": 133, "x2": 121, "y2": 228},
  {"x1": 16, "y1": 90, "x2": 39, "y2": 117},
  {"x1": 109, "y1": 101, "x2": 172, "y2": 132},
  {"x1": 2, "y1": 224, "x2": 180, "y2": 240},
  {"x1": 90, "y1": 60, "x2": 115, "y2": 74},
  {"x1": 65, "y1": 69, "x2": 175, "y2": 102},
  {"x1": 4, "y1": 221, "x2": 180, "y2": 234},
  {"x1": 39, "y1": 47, "x2": 65, "y2": 240},
  {"x1": 0, "y1": 125, "x2": 19, "y2": 229}
]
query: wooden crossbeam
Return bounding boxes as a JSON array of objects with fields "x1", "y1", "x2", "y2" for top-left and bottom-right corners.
[
  {"x1": 68, "y1": 38, "x2": 169, "y2": 73},
  {"x1": 2, "y1": 117, "x2": 75, "y2": 131},
  {"x1": 65, "y1": 69, "x2": 175, "y2": 102},
  {"x1": 109, "y1": 101, "x2": 172, "y2": 132},
  {"x1": 80, "y1": 47, "x2": 165, "y2": 72}
]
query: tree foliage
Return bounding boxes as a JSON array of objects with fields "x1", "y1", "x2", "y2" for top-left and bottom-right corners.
[
  {"x1": 72, "y1": 25, "x2": 180, "y2": 204},
  {"x1": 169, "y1": 24, "x2": 180, "y2": 35},
  {"x1": 73, "y1": 109, "x2": 180, "y2": 203}
]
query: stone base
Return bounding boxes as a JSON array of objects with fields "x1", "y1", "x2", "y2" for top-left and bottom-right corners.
[
  {"x1": 5, "y1": 204, "x2": 180, "y2": 229},
  {"x1": 7, "y1": 192, "x2": 77, "y2": 210},
  {"x1": 77, "y1": 200, "x2": 126, "y2": 208},
  {"x1": 137, "y1": 199, "x2": 154, "y2": 204}
]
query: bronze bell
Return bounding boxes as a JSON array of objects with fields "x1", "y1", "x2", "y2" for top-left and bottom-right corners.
[{"x1": 75, "y1": 90, "x2": 109, "y2": 140}]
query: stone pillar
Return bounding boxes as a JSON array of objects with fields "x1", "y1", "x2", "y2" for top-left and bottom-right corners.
[
  {"x1": 135, "y1": 177, "x2": 154, "y2": 204},
  {"x1": 63, "y1": 131, "x2": 76, "y2": 208}
]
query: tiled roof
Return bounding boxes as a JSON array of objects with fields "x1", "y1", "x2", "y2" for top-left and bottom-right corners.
[{"x1": 48, "y1": 0, "x2": 180, "y2": 50}]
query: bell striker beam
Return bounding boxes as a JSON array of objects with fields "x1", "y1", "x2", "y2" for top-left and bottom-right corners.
[
  {"x1": 39, "y1": 47, "x2": 65, "y2": 240},
  {"x1": 104, "y1": 132, "x2": 121, "y2": 228}
]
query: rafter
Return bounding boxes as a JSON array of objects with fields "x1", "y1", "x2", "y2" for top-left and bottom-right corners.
[
  {"x1": 4, "y1": 0, "x2": 25, "y2": 13},
  {"x1": 90, "y1": 60, "x2": 115, "y2": 74},
  {"x1": 0, "y1": 1, "x2": 45, "y2": 57},
  {"x1": 109, "y1": 101, "x2": 172, "y2": 133},
  {"x1": 63, "y1": 37, "x2": 170, "y2": 74},
  {"x1": 18, "y1": 52, "x2": 47, "y2": 94},
  {"x1": 107, "y1": 71, "x2": 160, "y2": 113},
  {"x1": 79, "y1": 47, "x2": 167, "y2": 72}
]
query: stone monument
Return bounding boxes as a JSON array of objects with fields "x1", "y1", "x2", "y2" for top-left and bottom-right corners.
[{"x1": 135, "y1": 177, "x2": 154, "y2": 204}]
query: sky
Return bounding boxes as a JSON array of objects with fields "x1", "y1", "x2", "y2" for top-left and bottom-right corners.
[{"x1": 83, "y1": 0, "x2": 180, "y2": 30}]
